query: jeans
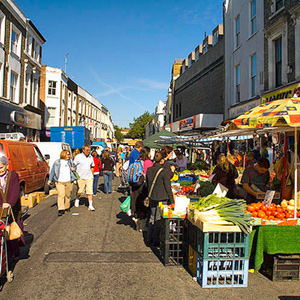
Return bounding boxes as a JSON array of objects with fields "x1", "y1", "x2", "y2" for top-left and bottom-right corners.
[
  {"x1": 103, "y1": 171, "x2": 113, "y2": 194},
  {"x1": 93, "y1": 173, "x2": 100, "y2": 195}
]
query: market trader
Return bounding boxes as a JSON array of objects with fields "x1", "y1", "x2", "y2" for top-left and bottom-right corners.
[
  {"x1": 129, "y1": 141, "x2": 143, "y2": 165},
  {"x1": 241, "y1": 157, "x2": 270, "y2": 204}
]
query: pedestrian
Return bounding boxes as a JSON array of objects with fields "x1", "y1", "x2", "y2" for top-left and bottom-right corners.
[
  {"x1": 161, "y1": 145, "x2": 175, "y2": 179},
  {"x1": 146, "y1": 151, "x2": 174, "y2": 246},
  {"x1": 92, "y1": 150, "x2": 102, "y2": 196},
  {"x1": 48, "y1": 150, "x2": 77, "y2": 216},
  {"x1": 72, "y1": 148, "x2": 80, "y2": 160},
  {"x1": 73, "y1": 144, "x2": 95, "y2": 211},
  {"x1": 212, "y1": 153, "x2": 238, "y2": 199},
  {"x1": 102, "y1": 150, "x2": 115, "y2": 194},
  {"x1": 115, "y1": 147, "x2": 123, "y2": 177},
  {"x1": 0, "y1": 156, "x2": 24, "y2": 263},
  {"x1": 129, "y1": 141, "x2": 143, "y2": 165}
]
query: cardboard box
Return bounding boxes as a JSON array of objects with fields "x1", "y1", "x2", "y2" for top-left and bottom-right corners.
[
  {"x1": 35, "y1": 192, "x2": 46, "y2": 203},
  {"x1": 49, "y1": 189, "x2": 58, "y2": 195},
  {"x1": 21, "y1": 194, "x2": 37, "y2": 208}
]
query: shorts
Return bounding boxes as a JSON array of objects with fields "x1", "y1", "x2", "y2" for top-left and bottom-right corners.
[{"x1": 77, "y1": 178, "x2": 93, "y2": 195}]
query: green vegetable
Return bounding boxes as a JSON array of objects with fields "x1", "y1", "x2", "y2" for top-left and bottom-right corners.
[{"x1": 198, "y1": 181, "x2": 215, "y2": 197}]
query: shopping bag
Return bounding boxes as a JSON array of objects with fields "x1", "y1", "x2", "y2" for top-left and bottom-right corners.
[
  {"x1": 120, "y1": 196, "x2": 131, "y2": 213},
  {"x1": 6, "y1": 211, "x2": 23, "y2": 240}
]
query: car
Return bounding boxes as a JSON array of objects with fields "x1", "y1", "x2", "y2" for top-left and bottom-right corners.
[{"x1": 0, "y1": 140, "x2": 49, "y2": 196}]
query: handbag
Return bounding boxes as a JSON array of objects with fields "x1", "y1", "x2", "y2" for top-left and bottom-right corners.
[
  {"x1": 6, "y1": 210, "x2": 23, "y2": 241},
  {"x1": 144, "y1": 168, "x2": 163, "y2": 207}
]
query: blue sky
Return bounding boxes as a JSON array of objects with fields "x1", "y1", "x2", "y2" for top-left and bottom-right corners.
[{"x1": 18, "y1": 0, "x2": 224, "y2": 127}]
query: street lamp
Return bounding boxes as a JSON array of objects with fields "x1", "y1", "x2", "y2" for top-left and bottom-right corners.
[{"x1": 64, "y1": 53, "x2": 70, "y2": 74}]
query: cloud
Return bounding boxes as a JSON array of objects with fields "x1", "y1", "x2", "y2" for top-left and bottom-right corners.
[{"x1": 137, "y1": 78, "x2": 169, "y2": 90}]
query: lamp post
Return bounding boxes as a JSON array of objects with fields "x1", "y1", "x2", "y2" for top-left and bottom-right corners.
[{"x1": 64, "y1": 53, "x2": 70, "y2": 74}]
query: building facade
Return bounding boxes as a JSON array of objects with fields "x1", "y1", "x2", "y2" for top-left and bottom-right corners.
[
  {"x1": 41, "y1": 65, "x2": 114, "y2": 142},
  {"x1": 0, "y1": 0, "x2": 46, "y2": 141},
  {"x1": 263, "y1": 0, "x2": 300, "y2": 102},
  {"x1": 169, "y1": 25, "x2": 224, "y2": 133},
  {"x1": 224, "y1": 0, "x2": 264, "y2": 119}
]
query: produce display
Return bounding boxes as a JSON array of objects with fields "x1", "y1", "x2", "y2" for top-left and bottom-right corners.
[
  {"x1": 158, "y1": 202, "x2": 186, "y2": 219},
  {"x1": 171, "y1": 181, "x2": 215, "y2": 197},
  {"x1": 189, "y1": 195, "x2": 252, "y2": 234}
]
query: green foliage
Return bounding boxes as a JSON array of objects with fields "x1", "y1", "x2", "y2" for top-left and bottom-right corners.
[
  {"x1": 114, "y1": 125, "x2": 124, "y2": 143},
  {"x1": 127, "y1": 111, "x2": 154, "y2": 139}
]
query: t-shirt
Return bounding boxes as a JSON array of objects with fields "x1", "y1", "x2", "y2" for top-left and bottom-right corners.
[
  {"x1": 74, "y1": 153, "x2": 94, "y2": 180},
  {"x1": 57, "y1": 160, "x2": 71, "y2": 182},
  {"x1": 241, "y1": 165, "x2": 270, "y2": 203},
  {"x1": 129, "y1": 148, "x2": 140, "y2": 165}
]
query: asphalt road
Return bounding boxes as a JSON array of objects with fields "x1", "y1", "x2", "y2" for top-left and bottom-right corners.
[{"x1": 1, "y1": 178, "x2": 300, "y2": 300}]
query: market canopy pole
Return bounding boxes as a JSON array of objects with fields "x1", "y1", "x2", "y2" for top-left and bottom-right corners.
[{"x1": 294, "y1": 127, "x2": 298, "y2": 219}]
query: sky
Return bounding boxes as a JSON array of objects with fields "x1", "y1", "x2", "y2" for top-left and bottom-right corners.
[{"x1": 18, "y1": 0, "x2": 224, "y2": 128}]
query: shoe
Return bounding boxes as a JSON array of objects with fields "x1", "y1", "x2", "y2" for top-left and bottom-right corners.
[
  {"x1": 74, "y1": 199, "x2": 79, "y2": 207},
  {"x1": 126, "y1": 209, "x2": 132, "y2": 216},
  {"x1": 58, "y1": 210, "x2": 64, "y2": 216},
  {"x1": 93, "y1": 194, "x2": 97, "y2": 196},
  {"x1": 88, "y1": 205, "x2": 95, "y2": 211},
  {"x1": 65, "y1": 208, "x2": 70, "y2": 212}
]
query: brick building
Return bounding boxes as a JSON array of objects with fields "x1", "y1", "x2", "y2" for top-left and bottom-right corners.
[
  {"x1": 170, "y1": 25, "x2": 224, "y2": 133},
  {"x1": 262, "y1": 0, "x2": 300, "y2": 103},
  {"x1": 0, "y1": 0, "x2": 45, "y2": 141}
]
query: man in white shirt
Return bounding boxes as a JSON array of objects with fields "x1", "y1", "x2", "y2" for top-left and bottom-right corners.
[{"x1": 74, "y1": 144, "x2": 95, "y2": 211}]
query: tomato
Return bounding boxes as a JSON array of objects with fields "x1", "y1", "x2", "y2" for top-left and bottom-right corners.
[
  {"x1": 266, "y1": 211, "x2": 272, "y2": 217},
  {"x1": 286, "y1": 213, "x2": 294, "y2": 219},
  {"x1": 277, "y1": 207, "x2": 283, "y2": 214},
  {"x1": 297, "y1": 211, "x2": 300, "y2": 218},
  {"x1": 247, "y1": 206, "x2": 255, "y2": 212},
  {"x1": 252, "y1": 211, "x2": 258, "y2": 218},
  {"x1": 258, "y1": 210, "x2": 266, "y2": 218},
  {"x1": 257, "y1": 202, "x2": 262, "y2": 209},
  {"x1": 268, "y1": 216, "x2": 275, "y2": 220},
  {"x1": 273, "y1": 211, "x2": 278, "y2": 217},
  {"x1": 261, "y1": 205, "x2": 268, "y2": 212},
  {"x1": 277, "y1": 213, "x2": 285, "y2": 220},
  {"x1": 269, "y1": 205, "x2": 276, "y2": 211}
]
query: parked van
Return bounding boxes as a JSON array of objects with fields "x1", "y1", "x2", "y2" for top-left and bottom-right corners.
[
  {"x1": 33, "y1": 142, "x2": 72, "y2": 171},
  {"x1": 0, "y1": 140, "x2": 49, "y2": 196}
]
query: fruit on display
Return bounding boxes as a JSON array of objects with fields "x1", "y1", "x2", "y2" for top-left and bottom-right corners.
[
  {"x1": 246, "y1": 200, "x2": 300, "y2": 221},
  {"x1": 171, "y1": 174, "x2": 179, "y2": 181}
]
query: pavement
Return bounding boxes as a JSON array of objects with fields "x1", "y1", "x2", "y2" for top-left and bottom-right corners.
[{"x1": 1, "y1": 178, "x2": 300, "y2": 300}]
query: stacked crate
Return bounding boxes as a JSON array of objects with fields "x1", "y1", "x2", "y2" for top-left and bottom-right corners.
[
  {"x1": 186, "y1": 220, "x2": 250, "y2": 288},
  {"x1": 159, "y1": 218, "x2": 186, "y2": 266}
]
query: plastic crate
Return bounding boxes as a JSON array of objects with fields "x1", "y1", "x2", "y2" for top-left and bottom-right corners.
[
  {"x1": 188, "y1": 245, "x2": 197, "y2": 277},
  {"x1": 260, "y1": 253, "x2": 300, "y2": 281},
  {"x1": 196, "y1": 255, "x2": 249, "y2": 288},
  {"x1": 197, "y1": 230, "x2": 250, "y2": 260},
  {"x1": 159, "y1": 218, "x2": 186, "y2": 266},
  {"x1": 187, "y1": 220, "x2": 199, "y2": 251}
]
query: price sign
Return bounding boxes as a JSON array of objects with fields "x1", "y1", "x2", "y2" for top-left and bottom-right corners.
[{"x1": 264, "y1": 190, "x2": 275, "y2": 207}]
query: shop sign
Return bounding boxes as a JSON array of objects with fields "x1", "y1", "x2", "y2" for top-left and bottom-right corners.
[
  {"x1": 262, "y1": 82, "x2": 300, "y2": 104},
  {"x1": 179, "y1": 117, "x2": 195, "y2": 131},
  {"x1": 10, "y1": 111, "x2": 28, "y2": 126},
  {"x1": 229, "y1": 99, "x2": 261, "y2": 118}
]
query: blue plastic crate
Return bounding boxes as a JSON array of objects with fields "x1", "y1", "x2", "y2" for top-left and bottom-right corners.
[
  {"x1": 197, "y1": 230, "x2": 250, "y2": 260},
  {"x1": 196, "y1": 255, "x2": 249, "y2": 288}
]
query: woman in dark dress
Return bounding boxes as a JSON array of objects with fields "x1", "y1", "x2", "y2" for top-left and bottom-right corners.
[
  {"x1": 0, "y1": 156, "x2": 24, "y2": 263},
  {"x1": 212, "y1": 153, "x2": 238, "y2": 199}
]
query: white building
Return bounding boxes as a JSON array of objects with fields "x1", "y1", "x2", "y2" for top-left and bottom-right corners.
[
  {"x1": 155, "y1": 100, "x2": 166, "y2": 131},
  {"x1": 42, "y1": 66, "x2": 114, "y2": 142},
  {"x1": 224, "y1": 0, "x2": 264, "y2": 119}
]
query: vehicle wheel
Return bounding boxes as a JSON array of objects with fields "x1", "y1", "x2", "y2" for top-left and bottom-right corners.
[
  {"x1": 44, "y1": 176, "x2": 50, "y2": 195},
  {"x1": 7, "y1": 271, "x2": 14, "y2": 283},
  {"x1": 19, "y1": 184, "x2": 25, "y2": 198}
]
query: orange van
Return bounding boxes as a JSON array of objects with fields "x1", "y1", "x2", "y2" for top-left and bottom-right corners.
[{"x1": 0, "y1": 140, "x2": 49, "y2": 196}]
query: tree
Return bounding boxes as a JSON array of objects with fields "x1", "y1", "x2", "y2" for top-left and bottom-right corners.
[
  {"x1": 127, "y1": 111, "x2": 154, "y2": 139},
  {"x1": 114, "y1": 125, "x2": 124, "y2": 143}
]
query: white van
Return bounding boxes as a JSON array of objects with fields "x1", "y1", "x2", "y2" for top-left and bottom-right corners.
[{"x1": 32, "y1": 142, "x2": 72, "y2": 171}]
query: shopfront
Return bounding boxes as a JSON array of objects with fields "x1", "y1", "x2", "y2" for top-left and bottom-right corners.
[{"x1": 0, "y1": 99, "x2": 41, "y2": 141}]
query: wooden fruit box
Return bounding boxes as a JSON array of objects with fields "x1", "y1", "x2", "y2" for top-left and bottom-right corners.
[
  {"x1": 21, "y1": 194, "x2": 37, "y2": 208},
  {"x1": 35, "y1": 192, "x2": 46, "y2": 203}
]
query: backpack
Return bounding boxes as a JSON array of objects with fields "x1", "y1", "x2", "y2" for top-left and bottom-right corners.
[{"x1": 127, "y1": 160, "x2": 143, "y2": 184}]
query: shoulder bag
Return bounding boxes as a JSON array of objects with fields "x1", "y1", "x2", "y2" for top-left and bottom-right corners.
[
  {"x1": 4, "y1": 209, "x2": 23, "y2": 241},
  {"x1": 144, "y1": 168, "x2": 163, "y2": 207}
]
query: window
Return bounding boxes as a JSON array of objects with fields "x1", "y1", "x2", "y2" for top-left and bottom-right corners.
[
  {"x1": 0, "y1": 13, "x2": 4, "y2": 44},
  {"x1": 195, "y1": 51, "x2": 199, "y2": 61},
  {"x1": 10, "y1": 72, "x2": 18, "y2": 102},
  {"x1": 31, "y1": 38, "x2": 35, "y2": 58},
  {"x1": 235, "y1": 16, "x2": 240, "y2": 48},
  {"x1": 48, "y1": 81, "x2": 57, "y2": 95},
  {"x1": 275, "y1": 0, "x2": 283, "y2": 11},
  {"x1": 34, "y1": 42, "x2": 39, "y2": 60},
  {"x1": 48, "y1": 107, "x2": 56, "y2": 126},
  {"x1": 203, "y1": 41, "x2": 208, "y2": 54},
  {"x1": 213, "y1": 31, "x2": 218, "y2": 45},
  {"x1": 175, "y1": 104, "x2": 178, "y2": 118},
  {"x1": 275, "y1": 37, "x2": 282, "y2": 87},
  {"x1": 24, "y1": 73, "x2": 30, "y2": 103},
  {"x1": 33, "y1": 79, "x2": 38, "y2": 107},
  {"x1": 250, "y1": 0, "x2": 257, "y2": 35},
  {"x1": 26, "y1": 34, "x2": 31, "y2": 53},
  {"x1": 235, "y1": 65, "x2": 240, "y2": 103},
  {"x1": 11, "y1": 28, "x2": 20, "y2": 55},
  {"x1": 251, "y1": 54, "x2": 257, "y2": 97},
  {"x1": 179, "y1": 102, "x2": 182, "y2": 117}
]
